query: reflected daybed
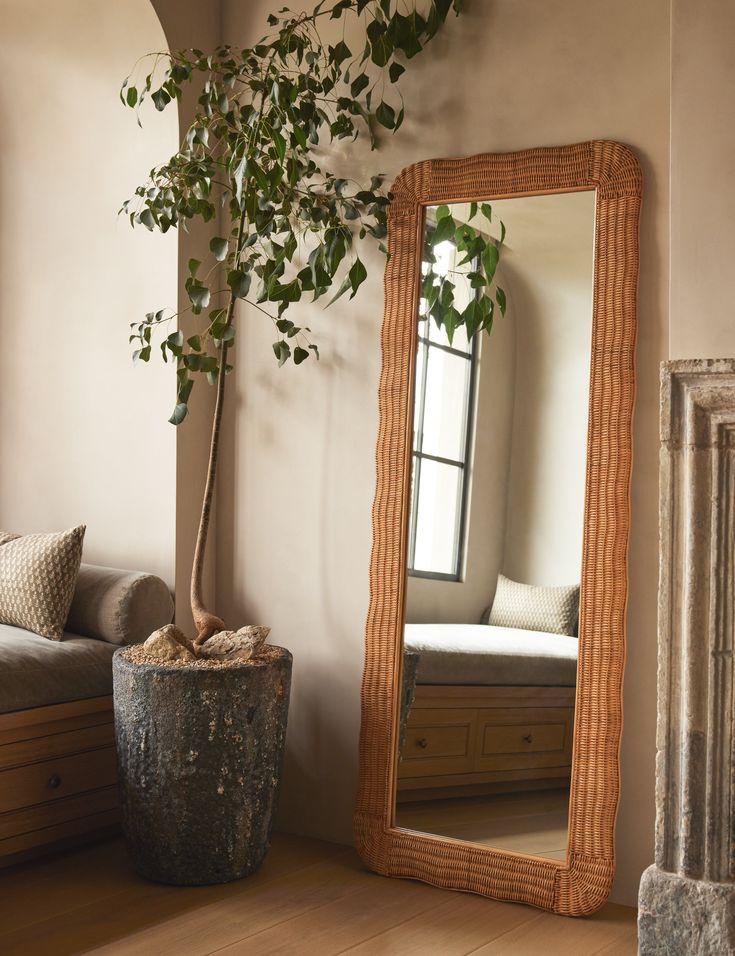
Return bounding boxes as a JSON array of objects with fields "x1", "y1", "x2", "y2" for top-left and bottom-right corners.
[{"x1": 398, "y1": 622, "x2": 577, "y2": 801}]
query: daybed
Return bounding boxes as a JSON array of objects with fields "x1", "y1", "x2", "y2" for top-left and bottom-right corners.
[{"x1": 0, "y1": 564, "x2": 173, "y2": 865}]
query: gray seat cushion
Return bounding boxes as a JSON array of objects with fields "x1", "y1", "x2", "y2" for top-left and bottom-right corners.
[
  {"x1": 0, "y1": 624, "x2": 117, "y2": 714},
  {"x1": 404, "y1": 623, "x2": 578, "y2": 686}
]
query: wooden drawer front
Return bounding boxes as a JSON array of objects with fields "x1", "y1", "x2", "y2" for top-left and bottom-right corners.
[
  {"x1": 482, "y1": 722, "x2": 566, "y2": 756},
  {"x1": 0, "y1": 747, "x2": 117, "y2": 815},
  {"x1": 475, "y1": 708, "x2": 573, "y2": 773},
  {"x1": 0, "y1": 785, "x2": 119, "y2": 841},
  {"x1": 400, "y1": 709, "x2": 475, "y2": 778},
  {"x1": 0, "y1": 721, "x2": 114, "y2": 771}
]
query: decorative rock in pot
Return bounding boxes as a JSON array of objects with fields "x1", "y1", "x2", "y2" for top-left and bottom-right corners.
[{"x1": 112, "y1": 625, "x2": 292, "y2": 886}]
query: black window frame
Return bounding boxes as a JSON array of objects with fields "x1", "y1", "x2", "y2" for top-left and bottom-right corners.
[{"x1": 407, "y1": 325, "x2": 478, "y2": 582}]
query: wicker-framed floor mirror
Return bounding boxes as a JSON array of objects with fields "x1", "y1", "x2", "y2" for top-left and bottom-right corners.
[{"x1": 354, "y1": 141, "x2": 641, "y2": 915}]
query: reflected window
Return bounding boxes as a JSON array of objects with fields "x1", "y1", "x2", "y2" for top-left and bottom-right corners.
[{"x1": 408, "y1": 239, "x2": 476, "y2": 580}]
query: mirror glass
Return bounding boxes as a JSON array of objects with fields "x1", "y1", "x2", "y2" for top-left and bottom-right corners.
[{"x1": 395, "y1": 191, "x2": 595, "y2": 860}]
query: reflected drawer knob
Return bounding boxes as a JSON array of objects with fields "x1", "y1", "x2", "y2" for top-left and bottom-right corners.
[
  {"x1": 522, "y1": 734, "x2": 533, "y2": 744},
  {"x1": 416, "y1": 738, "x2": 428, "y2": 749},
  {"x1": 48, "y1": 774, "x2": 62, "y2": 789}
]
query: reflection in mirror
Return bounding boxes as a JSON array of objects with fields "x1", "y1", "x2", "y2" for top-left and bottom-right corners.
[{"x1": 396, "y1": 191, "x2": 595, "y2": 861}]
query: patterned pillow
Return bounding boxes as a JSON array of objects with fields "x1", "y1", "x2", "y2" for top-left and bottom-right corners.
[
  {"x1": 0, "y1": 526, "x2": 86, "y2": 640},
  {"x1": 486, "y1": 574, "x2": 580, "y2": 637}
]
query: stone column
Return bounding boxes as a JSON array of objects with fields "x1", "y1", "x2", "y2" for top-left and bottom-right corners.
[{"x1": 639, "y1": 360, "x2": 735, "y2": 955}]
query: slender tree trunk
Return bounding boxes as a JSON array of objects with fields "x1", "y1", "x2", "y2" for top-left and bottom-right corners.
[{"x1": 190, "y1": 295, "x2": 236, "y2": 647}]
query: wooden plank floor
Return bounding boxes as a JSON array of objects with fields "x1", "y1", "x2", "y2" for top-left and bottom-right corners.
[{"x1": 0, "y1": 834, "x2": 637, "y2": 955}]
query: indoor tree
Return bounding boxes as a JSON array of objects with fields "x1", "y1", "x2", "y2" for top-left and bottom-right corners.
[{"x1": 122, "y1": 0, "x2": 504, "y2": 648}]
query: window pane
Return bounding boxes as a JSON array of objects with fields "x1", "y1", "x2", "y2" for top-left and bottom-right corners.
[
  {"x1": 412, "y1": 460, "x2": 462, "y2": 575},
  {"x1": 421, "y1": 346, "x2": 472, "y2": 461}
]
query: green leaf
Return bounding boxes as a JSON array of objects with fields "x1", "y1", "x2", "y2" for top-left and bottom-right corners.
[
  {"x1": 375, "y1": 101, "x2": 395, "y2": 129},
  {"x1": 468, "y1": 201, "x2": 478, "y2": 221},
  {"x1": 188, "y1": 258, "x2": 201, "y2": 277},
  {"x1": 480, "y1": 202, "x2": 493, "y2": 222},
  {"x1": 348, "y1": 257, "x2": 367, "y2": 298},
  {"x1": 351, "y1": 73, "x2": 370, "y2": 97},
  {"x1": 169, "y1": 403, "x2": 189, "y2": 426},
  {"x1": 272, "y1": 340, "x2": 291, "y2": 367},
  {"x1": 293, "y1": 346, "x2": 309, "y2": 365},
  {"x1": 482, "y1": 243, "x2": 499, "y2": 283},
  {"x1": 138, "y1": 209, "x2": 155, "y2": 231},
  {"x1": 271, "y1": 128, "x2": 286, "y2": 163},
  {"x1": 330, "y1": 40, "x2": 352, "y2": 66},
  {"x1": 443, "y1": 306, "x2": 459, "y2": 345},
  {"x1": 327, "y1": 273, "x2": 353, "y2": 306},
  {"x1": 431, "y1": 214, "x2": 455, "y2": 246},
  {"x1": 209, "y1": 237, "x2": 229, "y2": 261},
  {"x1": 126, "y1": 86, "x2": 138, "y2": 107},
  {"x1": 187, "y1": 335, "x2": 202, "y2": 351},
  {"x1": 435, "y1": 204, "x2": 451, "y2": 221},
  {"x1": 496, "y1": 286, "x2": 506, "y2": 315},
  {"x1": 467, "y1": 270, "x2": 486, "y2": 289},
  {"x1": 389, "y1": 62, "x2": 405, "y2": 83},
  {"x1": 463, "y1": 298, "x2": 482, "y2": 338},
  {"x1": 228, "y1": 269, "x2": 251, "y2": 299},
  {"x1": 368, "y1": 22, "x2": 393, "y2": 67},
  {"x1": 499, "y1": 220, "x2": 506, "y2": 245},
  {"x1": 151, "y1": 88, "x2": 171, "y2": 111}
]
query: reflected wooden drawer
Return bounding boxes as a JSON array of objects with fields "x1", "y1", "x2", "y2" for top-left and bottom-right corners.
[
  {"x1": 483, "y1": 722, "x2": 565, "y2": 755},
  {"x1": 400, "y1": 708, "x2": 475, "y2": 777},
  {"x1": 476, "y1": 707, "x2": 573, "y2": 773},
  {"x1": 397, "y1": 687, "x2": 575, "y2": 796}
]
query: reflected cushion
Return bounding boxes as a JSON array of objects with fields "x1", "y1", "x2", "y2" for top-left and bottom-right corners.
[
  {"x1": 486, "y1": 574, "x2": 579, "y2": 637},
  {"x1": 0, "y1": 526, "x2": 86, "y2": 641}
]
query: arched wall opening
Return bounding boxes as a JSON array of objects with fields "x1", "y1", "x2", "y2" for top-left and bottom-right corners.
[{"x1": 0, "y1": 0, "x2": 179, "y2": 584}]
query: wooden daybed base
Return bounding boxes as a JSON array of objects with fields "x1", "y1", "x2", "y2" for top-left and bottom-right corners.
[
  {"x1": 0, "y1": 696, "x2": 119, "y2": 866},
  {"x1": 397, "y1": 684, "x2": 575, "y2": 802}
]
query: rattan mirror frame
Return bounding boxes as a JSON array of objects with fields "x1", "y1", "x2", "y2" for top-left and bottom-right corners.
[{"x1": 354, "y1": 141, "x2": 642, "y2": 916}]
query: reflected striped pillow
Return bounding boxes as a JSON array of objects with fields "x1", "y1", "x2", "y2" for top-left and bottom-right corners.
[
  {"x1": 0, "y1": 526, "x2": 85, "y2": 640},
  {"x1": 486, "y1": 574, "x2": 579, "y2": 637}
]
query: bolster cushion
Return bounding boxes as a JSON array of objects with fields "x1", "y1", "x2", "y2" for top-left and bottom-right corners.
[{"x1": 66, "y1": 564, "x2": 174, "y2": 646}]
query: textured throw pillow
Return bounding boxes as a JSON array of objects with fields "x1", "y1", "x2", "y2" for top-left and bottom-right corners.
[
  {"x1": 0, "y1": 526, "x2": 86, "y2": 640},
  {"x1": 486, "y1": 573, "x2": 580, "y2": 637}
]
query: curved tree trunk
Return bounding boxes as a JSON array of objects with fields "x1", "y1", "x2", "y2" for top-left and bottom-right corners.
[{"x1": 190, "y1": 298, "x2": 236, "y2": 647}]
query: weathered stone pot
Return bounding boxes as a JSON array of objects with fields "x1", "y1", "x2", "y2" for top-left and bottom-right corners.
[{"x1": 112, "y1": 645, "x2": 292, "y2": 886}]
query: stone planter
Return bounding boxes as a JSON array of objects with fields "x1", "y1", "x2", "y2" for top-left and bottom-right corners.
[{"x1": 112, "y1": 645, "x2": 292, "y2": 886}]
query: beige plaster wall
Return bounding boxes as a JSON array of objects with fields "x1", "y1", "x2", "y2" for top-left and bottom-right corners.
[
  {"x1": 669, "y1": 0, "x2": 735, "y2": 359},
  {"x1": 0, "y1": 0, "x2": 178, "y2": 584},
  {"x1": 217, "y1": 0, "x2": 670, "y2": 906},
  {"x1": 502, "y1": 191, "x2": 595, "y2": 588}
]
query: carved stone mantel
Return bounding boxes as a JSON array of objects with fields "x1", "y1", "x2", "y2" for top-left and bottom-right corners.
[{"x1": 639, "y1": 359, "x2": 735, "y2": 955}]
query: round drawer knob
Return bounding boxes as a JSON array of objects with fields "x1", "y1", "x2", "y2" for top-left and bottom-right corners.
[
  {"x1": 522, "y1": 734, "x2": 533, "y2": 744},
  {"x1": 416, "y1": 738, "x2": 428, "y2": 749},
  {"x1": 48, "y1": 773, "x2": 62, "y2": 789}
]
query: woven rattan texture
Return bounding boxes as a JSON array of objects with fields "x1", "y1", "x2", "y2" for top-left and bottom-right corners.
[{"x1": 354, "y1": 142, "x2": 641, "y2": 916}]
